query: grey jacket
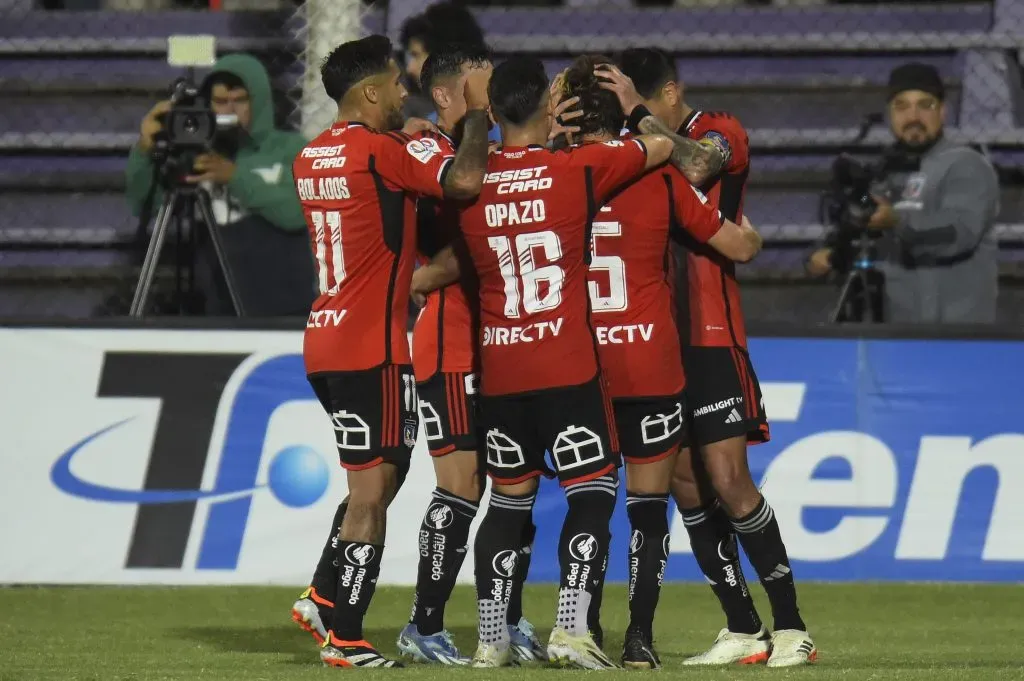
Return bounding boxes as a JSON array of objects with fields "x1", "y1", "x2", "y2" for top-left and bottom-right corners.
[{"x1": 874, "y1": 137, "x2": 999, "y2": 324}]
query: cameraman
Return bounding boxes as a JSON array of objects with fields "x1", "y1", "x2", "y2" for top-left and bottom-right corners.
[
  {"x1": 808, "y1": 63, "x2": 999, "y2": 324},
  {"x1": 125, "y1": 53, "x2": 313, "y2": 316}
]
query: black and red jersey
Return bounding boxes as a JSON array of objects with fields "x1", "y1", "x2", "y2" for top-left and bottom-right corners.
[
  {"x1": 294, "y1": 122, "x2": 454, "y2": 374},
  {"x1": 590, "y1": 159, "x2": 723, "y2": 398},
  {"x1": 458, "y1": 139, "x2": 648, "y2": 396},
  {"x1": 678, "y1": 110, "x2": 751, "y2": 348}
]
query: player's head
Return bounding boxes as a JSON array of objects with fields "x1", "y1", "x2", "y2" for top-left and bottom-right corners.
[
  {"x1": 321, "y1": 35, "x2": 407, "y2": 131},
  {"x1": 563, "y1": 54, "x2": 623, "y2": 140},
  {"x1": 887, "y1": 62, "x2": 945, "y2": 150},
  {"x1": 489, "y1": 56, "x2": 550, "y2": 135},
  {"x1": 619, "y1": 48, "x2": 683, "y2": 123},
  {"x1": 400, "y1": 1, "x2": 486, "y2": 86},
  {"x1": 421, "y1": 42, "x2": 492, "y2": 129}
]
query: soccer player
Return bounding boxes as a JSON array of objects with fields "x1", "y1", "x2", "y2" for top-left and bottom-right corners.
[
  {"x1": 556, "y1": 55, "x2": 761, "y2": 669},
  {"x1": 438, "y1": 56, "x2": 673, "y2": 670},
  {"x1": 395, "y1": 43, "x2": 545, "y2": 665},
  {"x1": 290, "y1": 34, "x2": 491, "y2": 669},
  {"x1": 611, "y1": 48, "x2": 817, "y2": 667}
]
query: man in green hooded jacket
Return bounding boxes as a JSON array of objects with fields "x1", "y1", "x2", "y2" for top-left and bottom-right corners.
[{"x1": 125, "y1": 53, "x2": 313, "y2": 316}]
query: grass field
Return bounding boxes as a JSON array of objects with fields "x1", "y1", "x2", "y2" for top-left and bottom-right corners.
[{"x1": 2, "y1": 583, "x2": 1022, "y2": 680}]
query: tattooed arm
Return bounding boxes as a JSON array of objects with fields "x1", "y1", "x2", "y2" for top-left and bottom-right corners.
[
  {"x1": 441, "y1": 65, "x2": 493, "y2": 199},
  {"x1": 636, "y1": 114, "x2": 724, "y2": 186}
]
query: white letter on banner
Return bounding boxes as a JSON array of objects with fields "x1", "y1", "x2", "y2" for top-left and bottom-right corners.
[
  {"x1": 761, "y1": 431, "x2": 896, "y2": 561},
  {"x1": 896, "y1": 435, "x2": 1024, "y2": 561},
  {"x1": 669, "y1": 382, "x2": 807, "y2": 554}
]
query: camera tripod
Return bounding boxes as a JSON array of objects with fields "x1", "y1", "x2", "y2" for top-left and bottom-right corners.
[
  {"x1": 829, "y1": 233, "x2": 885, "y2": 323},
  {"x1": 130, "y1": 184, "x2": 245, "y2": 317}
]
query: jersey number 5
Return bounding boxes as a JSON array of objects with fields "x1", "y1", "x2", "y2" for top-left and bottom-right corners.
[
  {"x1": 311, "y1": 210, "x2": 345, "y2": 295},
  {"x1": 488, "y1": 231, "x2": 565, "y2": 319},
  {"x1": 588, "y1": 221, "x2": 627, "y2": 312}
]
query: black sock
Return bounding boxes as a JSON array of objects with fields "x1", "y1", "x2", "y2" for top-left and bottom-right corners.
[
  {"x1": 310, "y1": 500, "x2": 347, "y2": 612},
  {"x1": 507, "y1": 520, "x2": 535, "y2": 625},
  {"x1": 474, "y1": 490, "x2": 535, "y2": 645},
  {"x1": 330, "y1": 539, "x2": 384, "y2": 641},
  {"x1": 557, "y1": 473, "x2": 617, "y2": 636},
  {"x1": 681, "y1": 501, "x2": 763, "y2": 634},
  {"x1": 585, "y1": 550, "x2": 608, "y2": 645},
  {"x1": 411, "y1": 488, "x2": 478, "y2": 635},
  {"x1": 732, "y1": 496, "x2": 806, "y2": 632},
  {"x1": 625, "y1": 493, "x2": 670, "y2": 637}
]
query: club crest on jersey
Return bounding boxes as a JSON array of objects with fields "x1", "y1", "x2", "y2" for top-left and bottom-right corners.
[
  {"x1": 403, "y1": 419, "x2": 417, "y2": 448},
  {"x1": 700, "y1": 131, "x2": 732, "y2": 163},
  {"x1": 406, "y1": 137, "x2": 442, "y2": 164}
]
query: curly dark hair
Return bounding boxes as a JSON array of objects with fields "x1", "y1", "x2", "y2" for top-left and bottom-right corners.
[{"x1": 560, "y1": 54, "x2": 624, "y2": 138}]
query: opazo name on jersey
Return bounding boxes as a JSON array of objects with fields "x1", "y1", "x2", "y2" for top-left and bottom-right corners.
[{"x1": 458, "y1": 139, "x2": 649, "y2": 396}]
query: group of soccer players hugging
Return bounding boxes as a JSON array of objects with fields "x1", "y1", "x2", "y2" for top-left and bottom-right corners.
[{"x1": 288, "y1": 33, "x2": 818, "y2": 671}]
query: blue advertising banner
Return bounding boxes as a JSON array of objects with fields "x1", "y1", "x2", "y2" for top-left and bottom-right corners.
[{"x1": 528, "y1": 338, "x2": 1024, "y2": 583}]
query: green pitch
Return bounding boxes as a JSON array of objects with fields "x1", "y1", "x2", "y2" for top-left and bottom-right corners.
[{"x1": 1, "y1": 583, "x2": 1021, "y2": 681}]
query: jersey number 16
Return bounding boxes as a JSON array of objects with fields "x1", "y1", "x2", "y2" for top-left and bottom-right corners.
[{"x1": 488, "y1": 231, "x2": 564, "y2": 319}]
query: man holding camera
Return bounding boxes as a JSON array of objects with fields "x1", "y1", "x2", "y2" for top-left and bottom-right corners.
[
  {"x1": 809, "y1": 63, "x2": 1000, "y2": 324},
  {"x1": 125, "y1": 53, "x2": 313, "y2": 316}
]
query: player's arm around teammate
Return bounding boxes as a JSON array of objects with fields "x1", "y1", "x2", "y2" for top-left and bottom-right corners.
[
  {"x1": 615, "y1": 47, "x2": 816, "y2": 668},
  {"x1": 289, "y1": 35, "x2": 491, "y2": 670}
]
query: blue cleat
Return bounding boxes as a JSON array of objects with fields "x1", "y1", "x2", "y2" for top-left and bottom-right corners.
[
  {"x1": 396, "y1": 623, "x2": 469, "y2": 665},
  {"x1": 509, "y1": 617, "x2": 547, "y2": 663}
]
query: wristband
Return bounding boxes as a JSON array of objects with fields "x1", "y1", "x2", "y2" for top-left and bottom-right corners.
[{"x1": 626, "y1": 104, "x2": 652, "y2": 135}]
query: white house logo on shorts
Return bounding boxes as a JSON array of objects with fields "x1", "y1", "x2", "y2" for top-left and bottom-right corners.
[
  {"x1": 485, "y1": 429, "x2": 526, "y2": 469},
  {"x1": 641, "y1": 402, "x2": 684, "y2": 444},
  {"x1": 569, "y1": 533, "x2": 599, "y2": 562},
  {"x1": 330, "y1": 410, "x2": 371, "y2": 450},
  {"x1": 344, "y1": 544, "x2": 376, "y2": 566},
  {"x1": 492, "y1": 549, "x2": 518, "y2": 578},
  {"x1": 419, "y1": 401, "x2": 443, "y2": 441},
  {"x1": 630, "y1": 529, "x2": 644, "y2": 555},
  {"x1": 427, "y1": 503, "x2": 454, "y2": 529},
  {"x1": 552, "y1": 425, "x2": 604, "y2": 472}
]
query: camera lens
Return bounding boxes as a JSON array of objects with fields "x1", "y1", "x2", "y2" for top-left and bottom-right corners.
[{"x1": 184, "y1": 115, "x2": 199, "y2": 134}]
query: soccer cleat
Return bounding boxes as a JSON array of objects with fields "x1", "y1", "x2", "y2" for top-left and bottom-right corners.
[
  {"x1": 396, "y1": 623, "x2": 469, "y2": 665},
  {"x1": 509, "y1": 617, "x2": 546, "y2": 662},
  {"x1": 320, "y1": 633, "x2": 403, "y2": 668},
  {"x1": 681, "y1": 627, "x2": 771, "y2": 666},
  {"x1": 291, "y1": 587, "x2": 329, "y2": 646},
  {"x1": 621, "y1": 629, "x2": 661, "y2": 670},
  {"x1": 547, "y1": 627, "x2": 618, "y2": 670},
  {"x1": 470, "y1": 641, "x2": 516, "y2": 668},
  {"x1": 766, "y1": 629, "x2": 817, "y2": 668}
]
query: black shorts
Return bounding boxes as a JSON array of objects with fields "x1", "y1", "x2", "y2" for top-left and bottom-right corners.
[
  {"x1": 684, "y1": 346, "x2": 770, "y2": 447},
  {"x1": 308, "y1": 365, "x2": 418, "y2": 471},
  {"x1": 478, "y1": 376, "x2": 620, "y2": 487},
  {"x1": 613, "y1": 393, "x2": 687, "y2": 464},
  {"x1": 417, "y1": 371, "x2": 478, "y2": 456}
]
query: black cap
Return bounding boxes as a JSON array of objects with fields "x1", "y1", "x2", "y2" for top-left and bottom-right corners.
[{"x1": 887, "y1": 63, "x2": 945, "y2": 102}]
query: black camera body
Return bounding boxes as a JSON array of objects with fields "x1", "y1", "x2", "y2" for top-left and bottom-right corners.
[
  {"x1": 151, "y1": 74, "x2": 241, "y2": 187},
  {"x1": 824, "y1": 153, "x2": 883, "y2": 233}
]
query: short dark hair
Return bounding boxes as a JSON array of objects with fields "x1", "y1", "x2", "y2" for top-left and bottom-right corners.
[
  {"x1": 321, "y1": 34, "x2": 394, "y2": 103},
  {"x1": 489, "y1": 56, "x2": 548, "y2": 126},
  {"x1": 420, "y1": 42, "x2": 492, "y2": 94},
  {"x1": 205, "y1": 71, "x2": 246, "y2": 92},
  {"x1": 564, "y1": 54, "x2": 623, "y2": 137},
  {"x1": 400, "y1": 1, "x2": 485, "y2": 53},
  {"x1": 619, "y1": 48, "x2": 677, "y2": 100}
]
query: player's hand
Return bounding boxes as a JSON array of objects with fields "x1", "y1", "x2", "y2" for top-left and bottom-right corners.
[
  {"x1": 807, "y1": 247, "x2": 833, "y2": 276},
  {"x1": 594, "y1": 63, "x2": 644, "y2": 116},
  {"x1": 402, "y1": 117, "x2": 438, "y2": 136},
  {"x1": 867, "y1": 194, "x2": 898, "y2": 230},
  {"x1": 186, "y1": 153, "x2": 236, "y2": 185},
  {"x1": 138, "y1": 99, "x2": 171, "y2": 154},
  {"x1": 549, "y1": 95, "x2": 583, "y2": 145},
  {"x1": 410, "y1": 267, "x2": 432, "y2": 307},
  {"x1": 464, "y1": 62, "x2": 493, "y2": 111},
  {"x1": 740, "y1": 214, "x2": 757, "y2": 233}
]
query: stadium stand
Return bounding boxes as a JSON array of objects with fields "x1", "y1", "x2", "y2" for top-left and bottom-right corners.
[{"x1": 1, "y1": 0, "x2": 1022, "y2": 321}]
